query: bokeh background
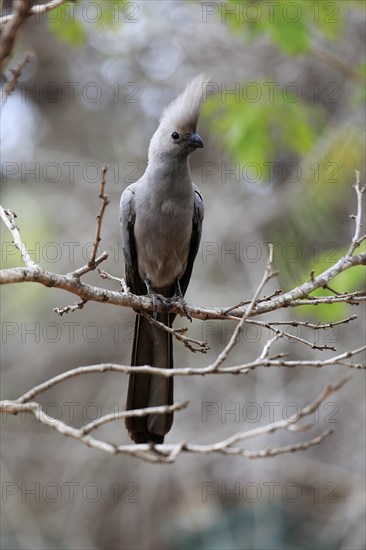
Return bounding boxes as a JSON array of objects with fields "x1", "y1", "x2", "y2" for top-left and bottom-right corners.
[{"x1": 1, "y1": 1, "x2": 365, "y2": 549}]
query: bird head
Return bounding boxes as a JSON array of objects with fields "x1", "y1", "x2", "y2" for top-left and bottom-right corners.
[{"x1": 148, "y1": 73, "x2": 210, "y2": 162}]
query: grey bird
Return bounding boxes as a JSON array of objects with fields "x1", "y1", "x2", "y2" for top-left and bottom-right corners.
[{"x1": 120, "y1": 74, "x2": 207, "y2": 443}]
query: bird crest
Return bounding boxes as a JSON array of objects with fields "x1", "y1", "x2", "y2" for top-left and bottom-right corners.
[{"x1": 160, "y1": 73, "x2": 210, "y2": 132}]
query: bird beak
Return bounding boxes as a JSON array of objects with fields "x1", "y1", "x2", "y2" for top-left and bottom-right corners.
[{"x1": 188, "y1": 133, "x2": 204, "y2": 149}]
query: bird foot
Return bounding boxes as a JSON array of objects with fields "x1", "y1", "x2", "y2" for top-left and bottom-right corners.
[
  {"x1": 169, "y1": 279, "x2": 192, "y2": 322},
  {"x1": 144, "y1": 279, "x2": 170, "y2": 319}
]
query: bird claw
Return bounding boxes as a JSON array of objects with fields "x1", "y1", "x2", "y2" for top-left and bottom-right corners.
[
  {"x1": 144, "y1": 279, "x2": 191, "y2": 321},
  {"x1": 180, "y1": 299, "x2": 192, "y2": 322},
  {"x1": 145, "y1": 279, "x2": 170, "y2": 318},
  {"x1": 172, "y1": 279, "x2": 192, "y2": 322}
]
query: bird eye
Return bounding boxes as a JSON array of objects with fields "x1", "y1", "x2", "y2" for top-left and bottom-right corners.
[{"x1": 171, "y1": 132, "x2": 179, "y2": 140}]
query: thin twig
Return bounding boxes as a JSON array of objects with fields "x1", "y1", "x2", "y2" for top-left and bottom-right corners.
[
  {"x1": 208, "y1": 244, "x2": 276, "y2": 371},
  {"x1": 10, "y1": 345, "x2": 364, "y2": 408},
  {"x1": 0, "y1": 375, "x2": 350, "y2": 463},
  {"x1": 286, "y1": 292, "x2": 365, "y2": 307},
  {"x1": 0, "y1": 0, "x2": 71, "y2": 25},
  {"x1": 347, "y1": 170, "x2": 365, "y2": 258},
  {"x1": 69, "y1": 167, "x2": 110, "y2": 279},
  {"x1": 247, "y1": 319, "x2": 337, "y2": 351},
  {"x1": 223, "y1": 288, "x2": 282, "y2": 315},
  {"x1": 70, "y1": 251, "x2": 109, "y2": 278},
  {"x1": 141, "y1": 312, "x2": 209, "y2": 353},
  {"x1": 1, "y1": 52, "x2": 31, "y2": 103},
  {"x1": 53, "y1": 299, "x2": 87, "y2": 316},
  {"x1": 262, "y1": 315, "x2": 357, "y2": 329},
  {"x1": 257, "y1": 333, "x2": 282, "y2": 361},
  {"x1": 98, "y1": 269, "x2": 130, "y2": 294},
  {"x1": 0, "y1": 206, "x2": 38, "y2": 268},
  {"x1": 80, "y1": 401, "x2": 189, "y2": 435},
  {"x1": 50, "y1": 169, "x2": 110, "y2": 314},
  {"x1": 88, "y1": 166, "x2": 109, "y2": 269}
]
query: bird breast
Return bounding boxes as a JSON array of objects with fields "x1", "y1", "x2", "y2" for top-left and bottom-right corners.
[{"x1": 134, "y1": 193, "x2": 194, "y2": 293}]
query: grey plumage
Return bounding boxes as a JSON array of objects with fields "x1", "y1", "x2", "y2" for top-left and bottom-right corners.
[{"x1": 120, "y1": 74, "x2": 207, "y2": 443}]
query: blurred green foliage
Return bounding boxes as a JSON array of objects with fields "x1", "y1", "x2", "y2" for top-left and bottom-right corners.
[
  {"x1": 47, "y1": 0, "x2": 128, "y2": 46},
  {"x1": 203, "y1": 0, "x2": 365, "y2": 321},
  {"x1": 205, "y1": 82, "x2": 323, "y2": 172},
  {"x1": 47, "y1": 2, "x2": 86, "y2": 46},
  {"x1": 225, "y1": 0, "x2": 342, "y2": 51},
  {"x1": 224, "y1": 0, "x2": 343, "y2": 52},
  {"x1": 205, "y1": 0, "x2": 365, "y2": 174}
]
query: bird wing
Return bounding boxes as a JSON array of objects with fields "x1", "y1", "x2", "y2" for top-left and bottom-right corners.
[
  {"x1": 120, "y1": 184, "x2": 146, "y2": 296},
  {"x1": 179, "y1": 184, "x2": 204, "y2": 296}
]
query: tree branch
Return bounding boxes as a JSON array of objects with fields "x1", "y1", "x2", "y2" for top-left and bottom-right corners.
[
  {"x1": 347, "y1": 170, "x2": 366, "y2": 258},
  {"x1": 1, "y1": 253, "x2": 364, "y2": 320},
  {"x1": 208, "y1": 244, "x2": 276, "y2": 372},
  {"x1": 0, "y1": 205, "x2": 38, "y2": 267},
  {"x1": 0, "y1": 0, "x2": 32, "y2": 72},
  {"x1": 0, "y1": 375, "x2": 351, "y2": 463},
  {"x1": 6, "y1": 343, "x2": 364, "y2": 411},
  {"x1": 141, "y1": 312, "x2": 209, "y2": 354},
  {"x1": 1, "y1": 169, "x2": 365, "y2": 460},
  {"x1": 1, "y1": 52, "x2": 31, "y2": 103},
  {"x1": 0, "y1": 0, "x2": 73, "y2": 26},
  {"x1": 0, "y1": 172, "x2": 365, "y2": 324}
]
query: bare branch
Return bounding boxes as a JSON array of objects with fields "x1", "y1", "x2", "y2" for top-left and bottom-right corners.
[
  {"x1": 0, "y1": 205, "x2": 38, "y2": 268},
  {"x1": 238, "y1": 345, "x2": 366, "y2": 374},
  {"x1": 98, "y1": 269, "x2": 130, "y2": 293},
  {"x1": 247, "y1": 319, "x2": 337, "y2": 351},
  {"x1": 141, "y1": 312, "x2": 209, "y2": 354},
  {"x1": 1, "y1": 245, "x2": 364, "y2": 321},
  {"x1": 88, "y1": 166, "x2": 109, "y2": 270},
  {"x1": 1, "y1": 169, "x2": 365, "y2": 320},
  {"x1": 284, "y1": 292, "x2": 365, "y2": 307},
  {"x1": 208, "y1": 244, "x2": 276, "y2": 371},
  {"x1": 0, "y1": 0, "x2": 32, "y2": 72},
  {"x1": 263, "y1": 315, "x2": 358, "y2": 329},
  {"x1": 53, "y1": 299, "x2": 87, "y2": 316},
  {"x1": 80, "y1": 401, "x2": 189, "y2": 435},
  {"x1": 52, "y1": 168, "x2": 109, "y2": 314},
  {"x1": 71, "y1": 251, "x2": 109, "y2": 278},
  {"x1": 70, "y1": 167, "x2": 110, "y2": 278},
  {"x1": 9, "y1": 344, "x2": 364, "y2": 409},
  {"x1": 1, "y1": 163, "x2": 365, "y2": 461},
  {"x1": 2, "y1": 172, "x2": 363, "y2": 321},
  {"x1": 347, "y1": 170, "x2": 365, "y2": 258},
  {"x1": 1, "y1": 52, "x2": 31, "y2": 103},
  {"x1": 257, "y1": 333, "x2": 282, "y2": 361},
  {"x1": 0, "y1": 0, "x2": 72, "y2": 25},
  {"x1": 0, "y1": 375, "x2": 350, "y2": 463}
]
